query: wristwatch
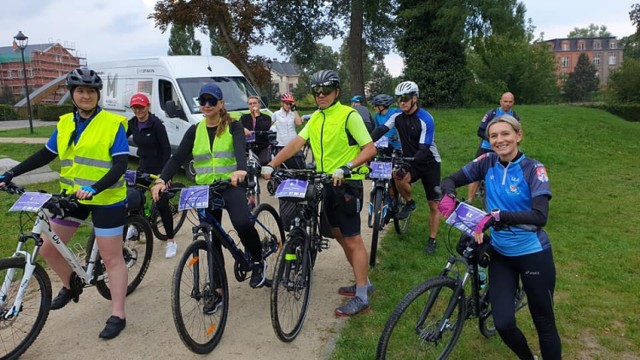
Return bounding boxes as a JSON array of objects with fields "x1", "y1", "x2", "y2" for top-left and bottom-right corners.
[
  {"x1": 491, "y1": 208, "x2": 500, "y2": 222},
  {"x1": 346, "y1": 161, "x2": 354, "y2": 170}
]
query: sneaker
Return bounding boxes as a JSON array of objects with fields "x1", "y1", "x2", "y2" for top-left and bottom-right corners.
[
  {"x1": 165, "y1": 242, "x2": 178, "y2": 259},
  {"x1": 125, "y1": 225, "x2": 139, "y2": 241},
  {"x1": 338, "y1": 284, "x2": 374, "y2": 297},
  {"x1": 397, "y1": 200, "x2": 416, "y2": 219},
  {"x1": 51, "y1": 287, "x2": 80, "y2": 310},
  {"x1": 250, "y1": 261, "x2": 266, "y2": 288},
  {"x1": 203, "y1": 292, "x2": 223, "y2": 314},
  {"x1": 425, "y1": 237, "x2": 437, "y2": 254},
  {"x1": 99, "y1": 315, "x2": 126, "y2": 339},
  {"x1": 335, "y1": 296, "x2": 370, "y2": 317}
]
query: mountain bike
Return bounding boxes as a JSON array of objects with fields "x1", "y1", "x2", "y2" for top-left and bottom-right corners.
[
  {"x1": 0, "y1": 183, "x2": 153, "y2": 359},
  {"x1": 367, "y1": 145, "x2": 414, "y2": 267},
  {"x1": 125, "y1": 170, "x2": 193, "y2": 240},
  {"x1": 171, "y1": 180, "x2": 285, "y2": 354},
  {"x1": 376, "y1": 199, "x2": 528, "y2": 359}
]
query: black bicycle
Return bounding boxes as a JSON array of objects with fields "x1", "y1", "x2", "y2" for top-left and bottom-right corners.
[
  {"x1": 367, "y1": 146, "x2": 414, "y2": 267},
  {"x1": 377, "y1": 199, "x2": 527, "y2": 359},
  {"x1": 171, "y1": 180, "x2": 285, "y2": 354}
]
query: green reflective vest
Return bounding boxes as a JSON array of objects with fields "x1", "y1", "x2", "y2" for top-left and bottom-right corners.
[{"x1": 192, "y1": 121, "x2": 237, "y2": 184}]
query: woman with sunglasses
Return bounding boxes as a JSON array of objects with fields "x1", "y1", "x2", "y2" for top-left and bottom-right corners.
[
  {"x1": 271, "y1": 92, "x2": 304, "y2": 169},
  {"x1": 150, "y1": 83, "x2": 266, "y2": 289}
]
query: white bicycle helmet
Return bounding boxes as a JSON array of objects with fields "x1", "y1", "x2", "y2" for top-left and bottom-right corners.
[{"x1": 395, "y1": 81, "x2": 419, "y2": 98}]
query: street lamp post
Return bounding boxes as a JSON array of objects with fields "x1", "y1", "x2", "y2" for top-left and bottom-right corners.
[
  {"x1": 266, "y1": 58, "x2": 273, "y2": 105},
  {"x1": 14, "y1": 31, "x2": 33, "y2": 134}
]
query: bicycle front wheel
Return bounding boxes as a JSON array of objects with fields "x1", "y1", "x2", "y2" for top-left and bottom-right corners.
[
  {"x1": 271, "y1": 230, "x2": 312, "y2": 342},
  {"x1": 0, "y1": 257, "x2": 51, "y2": 360},
  {"x1": 172, "y1": 238, "x2": 229, "y2": 354},
  {"x1": 151, "y1": 182, "x2": 189, "y2": 240},
  {"x1": 370, "y1": 187, "x2": 384, "y2": 267},
  {"x1": 92, "y1": 214, "x2": 153, "y2": 299},
  {"x1": 377, "y1": 276, "x2": 465, "y2": 359},
  {"x1": 392, "y1": 194, "x2": 412, "y2": 234},
  {"x1": 253, "y1": 203, "x2": 285, "y2": 285}
]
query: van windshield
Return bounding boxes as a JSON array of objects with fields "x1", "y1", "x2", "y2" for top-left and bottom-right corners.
[{"x1": 177, "y1": 77, "x2": 261, "y2": 114}]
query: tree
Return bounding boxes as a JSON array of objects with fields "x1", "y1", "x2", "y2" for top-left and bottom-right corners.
[
  {"x1": 563, "y1": 53, "x2": 599, "y2": 102},
  {"x1": 291, "y1": 44, "x2": 340, "y2": 105},
  {"x1": 367, "y1": 58, "x2": 394, "y2": 99},
  {"x1": 168, "y1": 24, "x2": 201, "y2": 55},
  {"x1": 0, "y1": 85, "x2": 16, "y2": 105},
  {"x1": 607, "y1": 58, "x2": 640, "y2": 103},
  {"x1": 567, "y1": 24, "x2": 612, "y2": 38}
]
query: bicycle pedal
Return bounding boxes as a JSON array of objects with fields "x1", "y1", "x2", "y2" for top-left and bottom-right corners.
[{"x1": 318, "y1": 238, "x2": 330, "y2": 250}]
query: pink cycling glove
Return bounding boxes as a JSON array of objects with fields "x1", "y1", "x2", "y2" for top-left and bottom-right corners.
[
  {"x1": 474, "y1": 215, "x2": 496, "y2": 234},
  {"x1": 438, "y1": 194, "x2": 456, "y2": 218}
]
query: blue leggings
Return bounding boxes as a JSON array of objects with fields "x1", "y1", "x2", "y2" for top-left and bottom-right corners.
[{"x1": 489, "y1": 249, "x2": 562, "y2": 359}]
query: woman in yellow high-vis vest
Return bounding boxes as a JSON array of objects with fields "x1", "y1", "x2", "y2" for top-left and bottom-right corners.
[
  {"x1": 0, "y1": 68, "x2": 129, "y2": 339},
  {"x1": 151, "y1": 83, "x2": 265, "y2": 293}
]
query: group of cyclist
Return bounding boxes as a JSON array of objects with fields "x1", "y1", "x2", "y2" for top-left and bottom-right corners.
[{"x1": 0, "y1": 64, "x2": 560, "y2": 358}]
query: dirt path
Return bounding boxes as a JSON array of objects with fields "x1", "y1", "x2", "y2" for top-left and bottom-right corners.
[{"x1": 21, "y1": 181, "x2": 378, "y2": 360}]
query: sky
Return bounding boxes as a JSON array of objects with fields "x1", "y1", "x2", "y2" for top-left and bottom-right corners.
[{"x1": 0, "y1": 0, "x2": 637, "y2": 78}]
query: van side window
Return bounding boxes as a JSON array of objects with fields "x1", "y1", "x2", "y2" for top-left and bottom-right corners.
[{"x1": 159, "y1": 79, "x2": 187, "y2": 121}]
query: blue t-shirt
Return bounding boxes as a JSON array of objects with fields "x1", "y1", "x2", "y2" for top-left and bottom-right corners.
[
  {"x1": 462, "y1": 152, "x2": 552, "y2": 256},
  {"x1": 374, "y1": 108, "x2": 401, "y2": 149}
]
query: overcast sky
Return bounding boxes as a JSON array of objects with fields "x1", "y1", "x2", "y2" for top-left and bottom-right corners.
[{"x1": 0, "y1": 0, "x2": 636, "y2": 77}]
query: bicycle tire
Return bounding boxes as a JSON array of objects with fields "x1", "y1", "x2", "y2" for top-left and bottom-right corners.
[
  {"x1": 172, "y1": 238, "x2": 229, "y2": 354},
  {"x1": 91, "y1": 214, "x2": 153, "y2": 299},
  {"x1": 0, "y1": 257, "x2": 51, "y2": 360},
  {"x1": 392, "y1": 191, "x2": 411, "y2": 234},
  {"x1": 150, "y1": 182, "x2": 189, "y2": 240},
  {"x1": 369, "y1": 187, "x2": 384, "y2": 267},
  {"x1": 253, "y1": 203, "x2": 285, "y2": 284},
  {"x1": 271, "y1": 230, "x2": 312, "y2": 342},
  {"x1": 377, "y1": 276, "x2": 465, "y2": 359}
]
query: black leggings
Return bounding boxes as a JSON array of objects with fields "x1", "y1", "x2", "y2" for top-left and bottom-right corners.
[
  {"x1": 489, "y1": 249, "x2": 562, "y2": 360},
  {"x1": 201, "y1": 186, "x2": 262, "y2": 263}
]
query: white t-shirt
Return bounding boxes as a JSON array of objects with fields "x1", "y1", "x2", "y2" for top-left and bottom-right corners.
[{"x1": 272, "y1": 108, "x2": 298, "y2": 146}]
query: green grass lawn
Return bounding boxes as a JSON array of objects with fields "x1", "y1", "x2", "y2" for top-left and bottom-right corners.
[
  {"x1": 0, "y1": 126, "x2": 56, "y2": 138},
  {"x1": 331, "y1": 105, "x2": 640, "y2": 359}
]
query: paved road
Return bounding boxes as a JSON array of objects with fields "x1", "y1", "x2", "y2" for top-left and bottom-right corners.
[{"x1": 0, "y1": 119, "x2": 53, "y2": 131}]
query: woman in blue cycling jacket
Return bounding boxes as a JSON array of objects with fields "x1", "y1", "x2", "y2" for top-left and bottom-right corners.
[{"x1": 438, "y1": 115, "x2": 561, "y2": 360}]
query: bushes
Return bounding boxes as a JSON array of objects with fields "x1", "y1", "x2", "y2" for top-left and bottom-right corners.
[
  {"x1": 33, "y1": 104, "x2": 73, "y2": 121},
  {"x1": 0, "y1": 105, "x2": 19, "y2": 121},
  {"x1": 585, "y1": 103, "x2": 640, "y2": 122}
]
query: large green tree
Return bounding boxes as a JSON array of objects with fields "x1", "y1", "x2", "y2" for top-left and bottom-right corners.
[
  {"x1": 367, "y1": 58, "x2": 394, "y2": 100},
  {"x1": 567, "y1": 24, "x2": 612, "y2": 38},
  {"x1": 563, "y1": 53, "x2": 599, "y2": 102},
  {"x1": 167, "y1": 24, "x2": 202, "y2": 55},
  {"x1": 607, "y1": 57, "x2": 640, "y2": 103}
]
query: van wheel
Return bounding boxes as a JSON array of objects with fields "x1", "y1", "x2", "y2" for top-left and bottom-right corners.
[{"x1": 184, "y1": 159, "x2": 196, "y2": 182}]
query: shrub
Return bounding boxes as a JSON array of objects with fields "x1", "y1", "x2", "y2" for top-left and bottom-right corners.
[
  {"x1": 0, "y1": 105, "x2": 19, "y2": 121},
  {"x1": 33, "y1": 104, "x2": 74, "y2": 121},
  {"x1": 585, "y1": 103, "x2": 640, "y2": 122}
]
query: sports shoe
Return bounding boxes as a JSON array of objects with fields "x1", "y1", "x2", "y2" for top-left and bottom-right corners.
[
  {"x1": 250, "y1": 260, "x2": 266, "y2": 288},
  {"x1": 99, "y1": 315, "x2": 126, "y2": 339},
  {"x1": 425, "y1": 237, "x2": 437, "y2": 254},
  {"x1": 335, "y1": 296, "x2": 370, "y2": 317},
  {"x1": 397, "y1": 200, "x2": 416, "y2": 219},
  {"x1": 125, "y1": 225, "x2": 139, "y2": 241},
  {"x1": 203, "y1": 292, "x2": 223, "y2": 314},
  {"x1": 165, "y1": 242, "x2": 178, "y2": 259},
  {"x1": 51, "y1": 286, "x2": 80, "y2": 310},
  {"x1": 338, "y1": 284, "x2": 374, "y2": 297}
]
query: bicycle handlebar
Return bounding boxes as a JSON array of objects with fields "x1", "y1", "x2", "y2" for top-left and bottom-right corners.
[{"x1": 1, "y1": 182, "x2": 86, "y2": 218}]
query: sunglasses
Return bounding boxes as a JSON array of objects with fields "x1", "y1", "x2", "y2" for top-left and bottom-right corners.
[
  {"x1": 312, "y1": 86, "x2": 336, "y2": 97},
  {"x1": 397, "y1": 94, "x2": 414, "y2": 103},
  {"x1": 198, "y1": 97, "x2": 218, "y2": 107}
]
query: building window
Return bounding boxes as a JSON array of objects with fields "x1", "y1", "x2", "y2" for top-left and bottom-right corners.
[
  {"x1": 578, "y1": 42, "x2": 585, "y2": 50},
  {"x1": 609, "y1": 55, "x2": 617, "y2": 65},
  {"x1": 594, "y1": 41, "x2": 601, "y2": 50},
  {"x1": 609, "y1": 41, "x2": 617, "y2": 49},
  {"x1": 593, "y1": 54, "x2": 601, "y2": 65},
  {"x1": 6, "y1": 70, "x2": 12, "y2": 79},
  {"x1": 561, "y1": 42, "x2": 570, "y2": 51},
  {"x1": 56, "y1": 55, "x2": 62, "y2": 63},
  {"x1": 561, "y1": 57, "x2": 570, "y2": 68}
]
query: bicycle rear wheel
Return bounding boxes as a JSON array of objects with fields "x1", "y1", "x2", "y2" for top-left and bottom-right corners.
[
  {"x1": 253, "y1": 203, "x2": 285, "y2": 285},
  {"x1": 92, "y1": 214, "x2": 153, "y2": 299},
  {"x1": 0, "y1": 257, "x2": 51, "y2": 360},
  {"x1": 271, "y1": 230, "x2": 312, "y2": 342},
  {"x1": 377, "y1": 276, "x2": 465, "y2": 359},
  {"x1": 370, "y1": 187, "x2": 384, "y2": 267},
  {"x1": 173, "y1": 237, "x2": 229, "y2": 354},
  {"x1": 151, "y1": 182, "x2": 189, "y2": 240}
]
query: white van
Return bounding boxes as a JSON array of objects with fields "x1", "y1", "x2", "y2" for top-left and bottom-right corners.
[{"x1": 92, "y1": 55, "x2": 268, "y2": 177}]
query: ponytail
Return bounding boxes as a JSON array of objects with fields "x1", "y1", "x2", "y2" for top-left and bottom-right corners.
[{"x1": 216, "y1": 107, "x2": 233, "y2": 137}]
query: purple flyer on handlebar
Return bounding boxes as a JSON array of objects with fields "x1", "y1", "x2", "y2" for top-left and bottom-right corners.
[
  {"x1": 179, "y1": 185, "x2": 210, "y2": 211},
  {"x1": 375, "y1": 137, "x2": 389, "y2": 149},
  {"x1": 246, "y1": 132, "x2": 256, "y2": 143},
  {"x1": 445, "y1": 202, "x2": 487, "y2": 236},
  {"x1": 124, "y1": 170, "x2": 137, "y2": 186},
  {"x1": 9, "y1": 192, "x2": 53, "y2": 212},
  {"x1": 275, "y1": 179, "x2": 309, "y2": 199},
  {"x1": 369, "y1": 161, "x2": 393, "y2": 179}
]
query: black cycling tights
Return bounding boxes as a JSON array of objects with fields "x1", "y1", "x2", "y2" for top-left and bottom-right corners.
[
  {"x1": 489, "y1": 249, "x2": 562, "y2": 360},
  {"x1": 202, "y1": 185, "x2": 262, "y2": 263}
]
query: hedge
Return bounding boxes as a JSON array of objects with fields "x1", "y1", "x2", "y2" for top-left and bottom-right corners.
[
  {"x1": 585, "y1": 103, "x2": 640, "y2": 122},
  {"x1": 0, "y1": 105, "x2": 19, "y2": 121}
]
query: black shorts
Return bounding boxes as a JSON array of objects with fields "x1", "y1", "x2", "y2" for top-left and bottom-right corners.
[
  {"x1": 474, "y1": 146, "x2": 494, "y2": 159},
  {"x1": 408, "y1": 162, "x2": 441, "y2": 201},
  {"x1": 51, "y1": 203, "x2": 127, "y2": 229},
  {"x1": 323, "y1": 180, "x2": 363, "y2": 237}
]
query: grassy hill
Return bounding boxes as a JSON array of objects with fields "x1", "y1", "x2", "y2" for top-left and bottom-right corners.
[{"x1": 331, "y1": 105, "x2": 640, "y2": 359}]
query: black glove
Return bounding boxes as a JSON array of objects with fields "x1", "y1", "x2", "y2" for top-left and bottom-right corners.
[
  {"x1": 0, "y1": 171, "x2": 14, "y2": 185},
  {"x1": 291, "y1": 104, "x2": 297, "y2": 112}
]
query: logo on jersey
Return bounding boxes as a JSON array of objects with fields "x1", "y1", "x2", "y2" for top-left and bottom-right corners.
[
  {"x1": 481, "y1": 114, "x2": 489, "y2": 123},
  {"x1": 536, "y1": 166, "x2": 549, "y2": 182}
]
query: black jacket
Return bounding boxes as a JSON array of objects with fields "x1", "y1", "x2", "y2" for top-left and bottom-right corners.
[{"x1": 127, "y1": 113, "x2": 171, "y2": 174}]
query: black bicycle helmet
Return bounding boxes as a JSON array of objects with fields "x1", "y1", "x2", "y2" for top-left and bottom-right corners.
[
  {"x1": 309, "y1": 70, "x2": 340, "y2": 88},
  {"x1": 372, "y1": 94, "x2": 393, "y2": 107},
  {"x1": 66, "y1": 68, "x2": 103, "y2": 90}
]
